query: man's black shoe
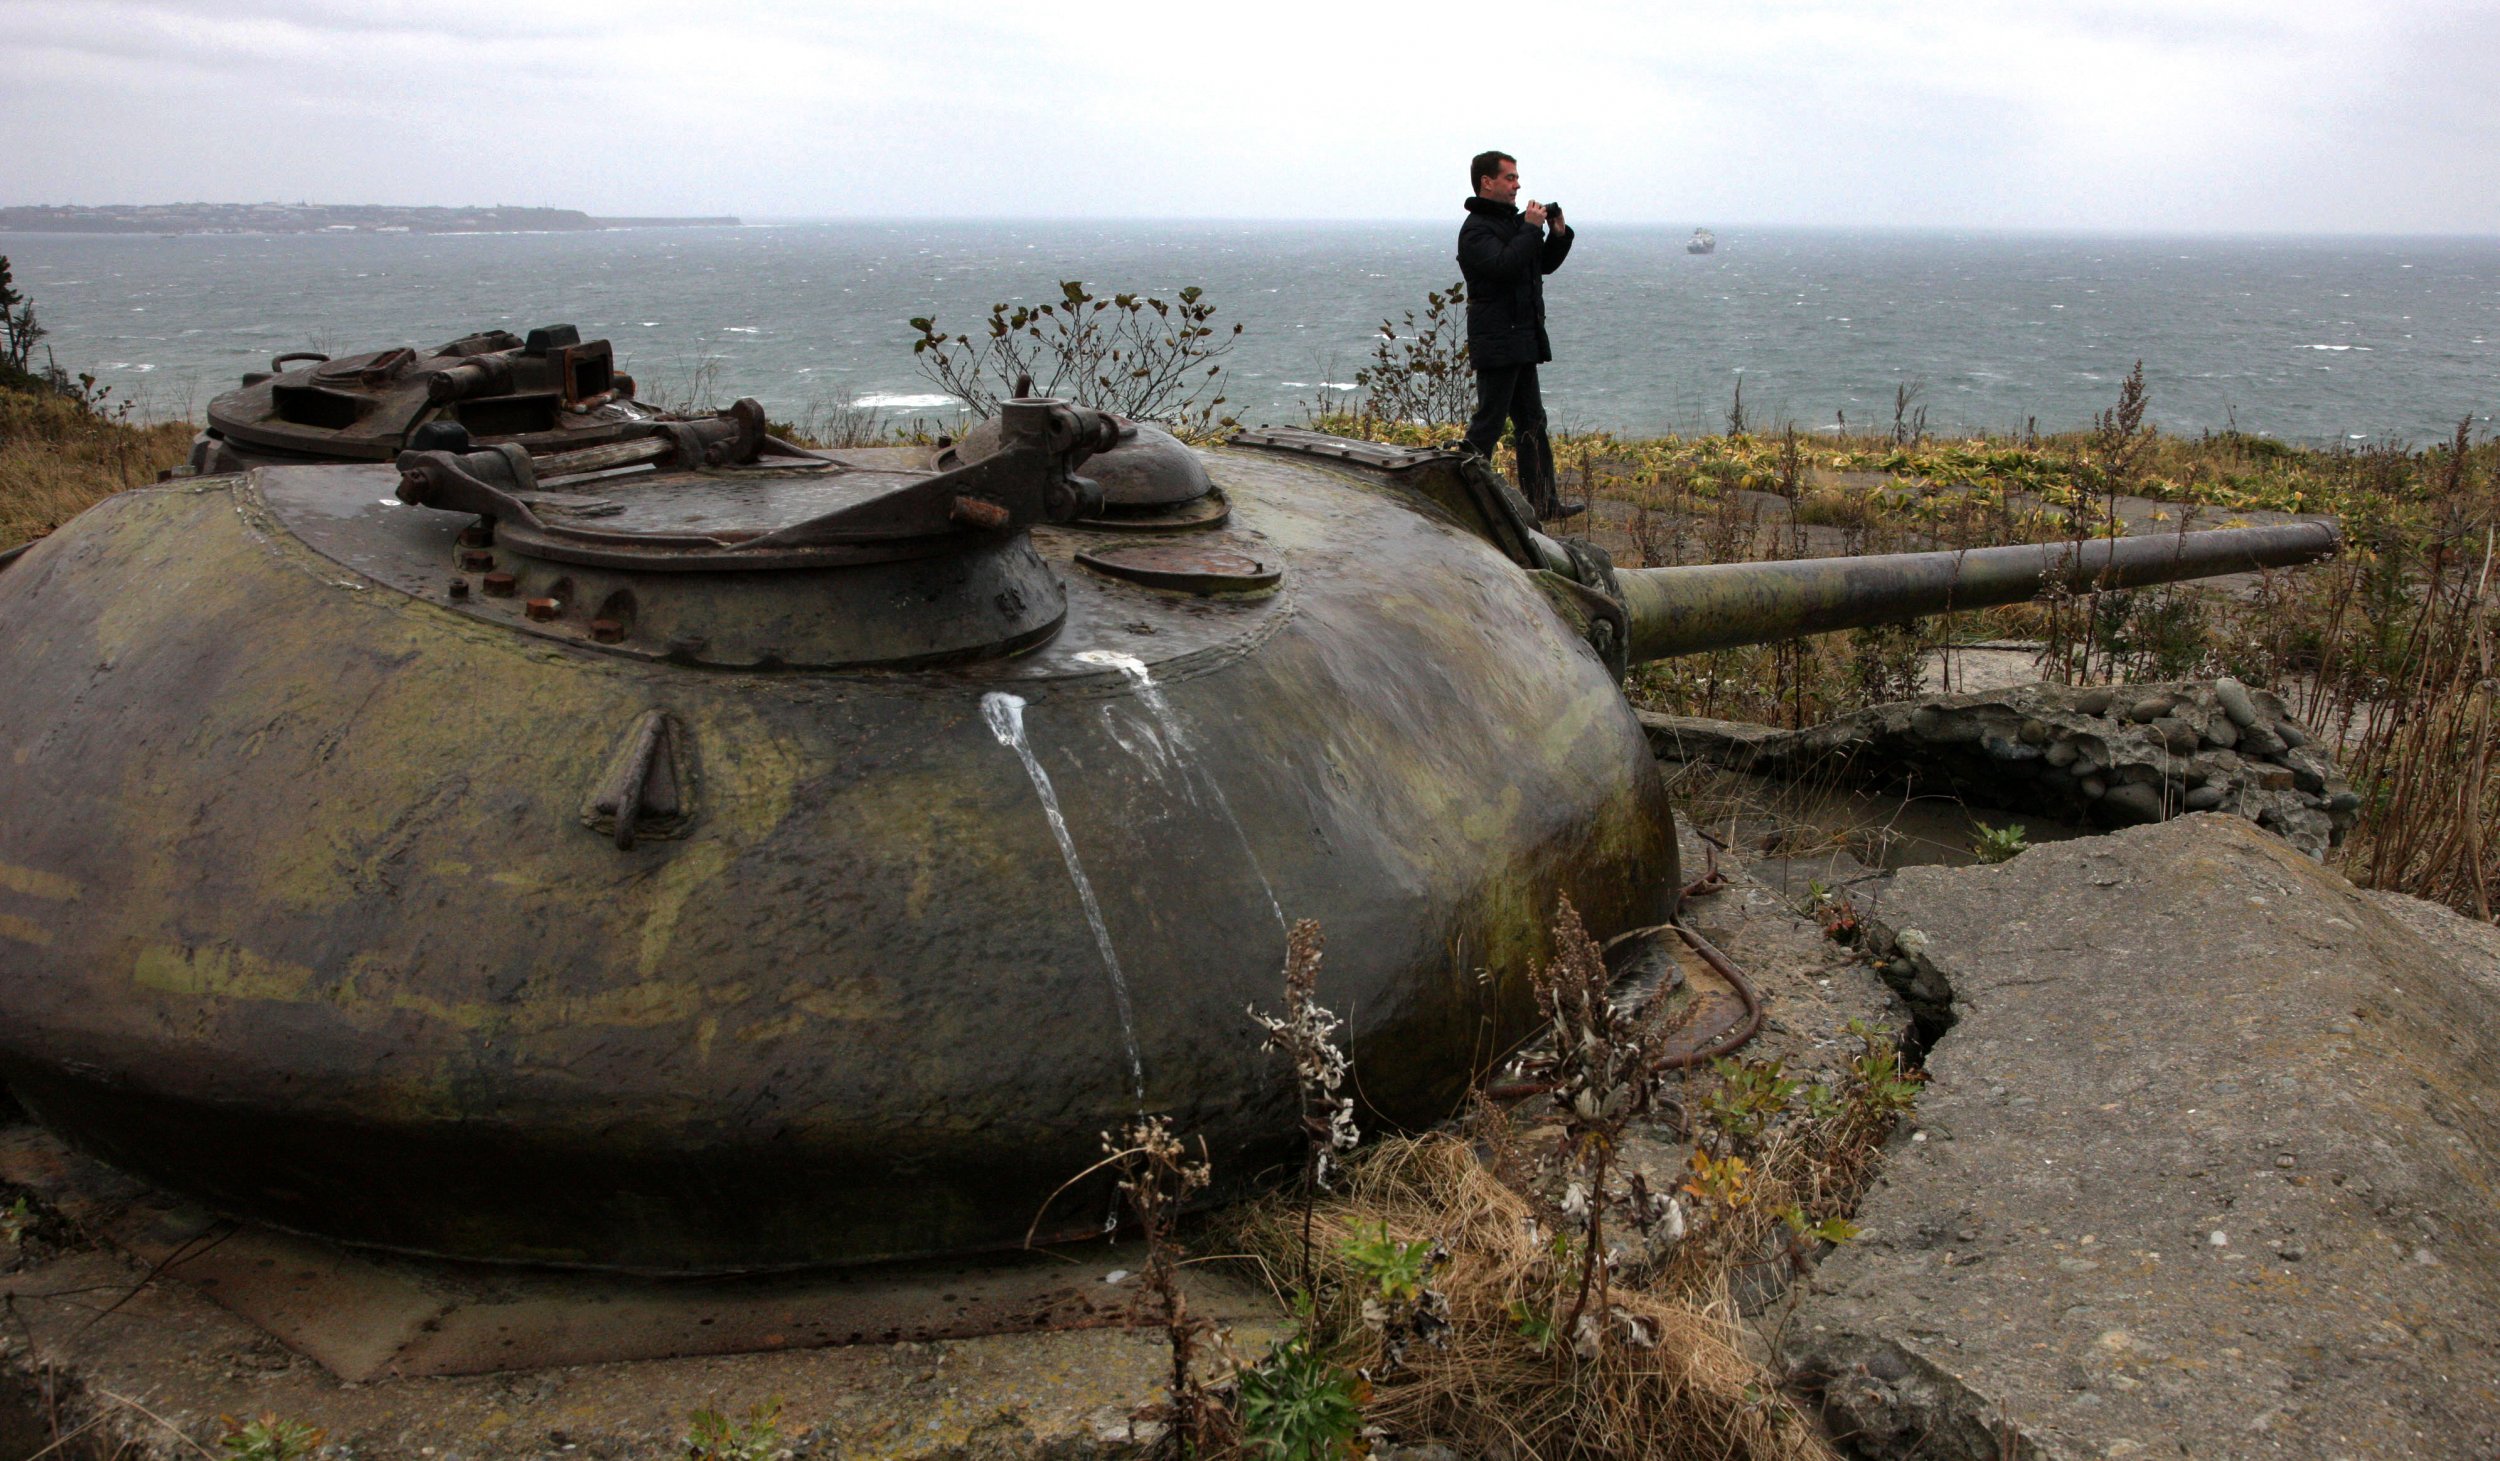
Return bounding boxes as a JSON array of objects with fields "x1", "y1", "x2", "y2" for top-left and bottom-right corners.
[{"x1": 1538, "y1": 500, "x2": 1587, "y2": 523}]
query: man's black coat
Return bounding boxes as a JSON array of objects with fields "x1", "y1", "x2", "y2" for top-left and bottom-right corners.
[{"x1": 1456, "y1": 196, "x2": 1575, "y2": 370}]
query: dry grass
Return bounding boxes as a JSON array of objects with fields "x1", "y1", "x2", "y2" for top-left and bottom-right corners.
[
  {"x1": 1232, "y1": 1133, "x2": 1839, "y2": 1461},
  {"x1": 0, "y1": 388, "x2": 193, "y2": 547},
  {"x1": 1314, "y1": 406, "x2": 2500, "y2": 920},
  {"x1": 1223, "y1": 1001, "x2": 1918, "y2": 1461}
]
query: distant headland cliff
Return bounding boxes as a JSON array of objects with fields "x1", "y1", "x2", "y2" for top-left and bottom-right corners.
[{"x1": 0, "y1": 204, "x2": 739, "y2": 235}]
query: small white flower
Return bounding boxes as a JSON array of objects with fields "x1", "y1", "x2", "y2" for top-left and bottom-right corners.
[{"x1": 1561, "y1": 1182, "x2": 1590, "y2": 1219}]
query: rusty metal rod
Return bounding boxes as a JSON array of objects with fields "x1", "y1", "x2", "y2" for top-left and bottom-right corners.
[
  {"x1": 1614, "y1": 522, "x2": 2339, "y2": 665},
  {"x1": 534, "y1": 435, "x2": 676, "y2": 480}
]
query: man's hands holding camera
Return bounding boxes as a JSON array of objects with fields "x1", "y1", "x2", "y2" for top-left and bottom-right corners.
[{"x1": 1525, "y1": 200, "x2": 1565, "y2": 233}]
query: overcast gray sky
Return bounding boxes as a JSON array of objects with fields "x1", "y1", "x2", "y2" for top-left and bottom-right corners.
[{"x1": 5, "y1": 0, "x2": 2495, "y2": 233}]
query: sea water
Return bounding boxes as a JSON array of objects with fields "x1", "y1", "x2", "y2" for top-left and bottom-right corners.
[{"x1": 4, "y1": 220, "x2": 2493, "y2": 443}]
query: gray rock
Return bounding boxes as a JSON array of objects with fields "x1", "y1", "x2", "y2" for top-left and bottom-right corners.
[
  {"x1": 2072, "y1": 688, "x2": 2114, "y2": 716},
  {"x1": 2213, "y1": 675, "x2": 2260, "y2": 727},
  {"x1": 1633, "y1": 713, "x2": 1781, "y2": 769},
  {"x1": 2099, "y1": 781, "x2": 2164, "y2": 823},
  {"x1": 1793, "y1": 817, "x2": 2500, "y2": 1460},
  {"x1": 2277, "y1": 718, "x2": 2310, "y2": 749},
  {"x1": 2283, "y1": 747, "x2": 2332, "y2": 793},
  {"x1": 1638, "y1": 680, "x2": 2355, "y2": 858},
  {"x1": 2182, "y1": 784, "x2": 2226, "y2": 810},
  {"x1": 2126, "y1": 696, "x2": 2173, "y2": 723}
]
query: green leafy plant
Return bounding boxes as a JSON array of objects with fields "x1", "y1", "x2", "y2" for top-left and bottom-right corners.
[
  {"x1": 1, "y1": 1196, "x2": 33, "y2": 1250},
  {"x1": 1846, "y1": 1019, "x2": 1924, "y2": 1121},
  {"x1": 681, "y1": 1400, "x2": 782, "y2": 1461},
  {"x1": 1236, "y1": 1329, "x2": 1365, "y2": 1460},
  {"x1": 909, "y1": 280, "x2": 1241, "y2": 438},
  {"x1": 1504, "y1": 1297, "x2": 1558, "y2": 1353},
  {"x1": 1337, "y1": 1221, "x2": 1450, "y2": 1371},
  {"x1": 1970, "y1": 820, "x2": 2030, "y2": 864},
  {"x1": 1339, "y1": 1223, "x2": 1437, "y2": 1305},
  {"x1": 1351, "y1": 282, "x2": 1471, "y2": 431},
  {"x1": 218, "y1": 1414, "x2": 326, "y2": 1461},
  {"x1": 1700, "y1": 1057, "x2": 1801, "y2": 1146},
  {"x1": 1779, "y1": 1206, "x2": 1862, "y2": 1246}
]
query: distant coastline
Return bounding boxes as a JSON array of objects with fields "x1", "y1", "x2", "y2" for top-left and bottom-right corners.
[{"x1": 0, "y1": 204, "x2": 740, "y2": 235}]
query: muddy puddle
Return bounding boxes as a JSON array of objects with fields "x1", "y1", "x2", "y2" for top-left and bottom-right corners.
[{"x1": 1672, "y1": 763, "x2": 2096, "y2": 901}]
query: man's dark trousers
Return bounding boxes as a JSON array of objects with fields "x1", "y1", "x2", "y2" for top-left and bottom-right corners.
[
  {"x1": 1464, "y1": 362, "x2": 1558, "y2": 517},
  {"x1": 1455, "y1": 192, "x2": 1573, "y2": 518}
]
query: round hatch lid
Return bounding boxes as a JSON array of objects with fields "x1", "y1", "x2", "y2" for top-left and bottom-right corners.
[
  {"x1": 1075, "y1": 539, "x2": 1281, "y2": 595},
  {"x1": 936, "y1": 414, "x2": 1214, "y2": 511}
]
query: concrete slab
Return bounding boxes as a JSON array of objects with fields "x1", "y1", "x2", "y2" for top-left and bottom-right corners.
[
  {"x1": 0, "y1": 1243, "x2": 1187, "y2": 1461},
  {"x1": 0, "y1": 1127, "x2": 1182, "y2": 1383},
  {"x1": 0, "y1": 1128, "x2": 1278, "y2": 1459},
  {"x1": 1786, "y1": 814, "x2": 2500, "y2": 1460}
]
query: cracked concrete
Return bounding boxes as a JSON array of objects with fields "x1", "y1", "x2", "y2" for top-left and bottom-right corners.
[{"x1": 1784, "y1": 815, "x2": 2500, "y2": 1460}]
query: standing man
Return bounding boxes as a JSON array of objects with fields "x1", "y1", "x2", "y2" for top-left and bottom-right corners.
[{"x1": 1458, "y1": 150, "x2": 1577, "y2": 522}]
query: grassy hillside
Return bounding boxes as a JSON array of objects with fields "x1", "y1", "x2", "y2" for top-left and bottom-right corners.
[{"x1": 0, "y1": 383, "x2": 194, "y2": 547}]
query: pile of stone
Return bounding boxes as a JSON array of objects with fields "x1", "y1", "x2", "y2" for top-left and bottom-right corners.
[{"x1": 1643, "y1": 676, "x2": 2358, "y2": 858}]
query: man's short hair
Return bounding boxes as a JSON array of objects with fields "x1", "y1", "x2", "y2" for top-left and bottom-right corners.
[{"x1": 1470, "y1": 150, "x2": 1515, "y2": 195}]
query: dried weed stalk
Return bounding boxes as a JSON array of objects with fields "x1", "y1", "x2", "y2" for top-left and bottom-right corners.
[
  {"x1": 1248, "y1": 918, "x2": 1359, "y2": 1294},
  {"x1": 1503, "y1": 896, "x2": 1696, "y2": 1355},
  {"x1": 1102, "y1": 1115, "x2": 1230, "y2": 1455}
]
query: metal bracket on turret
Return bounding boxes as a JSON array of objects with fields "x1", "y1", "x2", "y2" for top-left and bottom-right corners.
[{"x1": 1531, "y1": 569, "x2": 1630, "y2": 680}]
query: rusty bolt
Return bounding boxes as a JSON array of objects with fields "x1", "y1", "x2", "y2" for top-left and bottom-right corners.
[
  {"x1": 458, "y1": 523, "x2": 494, "y2": 548},
  {"x1": 448, "y1": 578, "x2": 470, "y2": 599},
  {"x1": 459, "y1": 548, "x2": 496, "y2": 571},
  {"x1": 482, "y1": 571, "x2": 518, "y2": 597},
  {"x1": 524, "y1": 597, "x2": 561, "y2": 621},
  {"x1": 949, "y1": 495, "x2": 1012, "y2": 531},
  {"x1": 590, "y1": 618, "x2": 625, "y2": 644}
]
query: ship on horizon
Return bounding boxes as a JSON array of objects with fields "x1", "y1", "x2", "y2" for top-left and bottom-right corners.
[{"x1": 1686, "y1": 227, "x2": 1717, "y2": 255}]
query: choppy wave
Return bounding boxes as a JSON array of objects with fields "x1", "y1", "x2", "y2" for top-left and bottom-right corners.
[{"x1": 3, "y1": 223, "x2": 2492, "y2": 440}]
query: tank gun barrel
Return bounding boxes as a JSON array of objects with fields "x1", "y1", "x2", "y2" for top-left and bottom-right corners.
[{"x1": 1613, "y1": 522, "x2": 2338, "y2": 665}]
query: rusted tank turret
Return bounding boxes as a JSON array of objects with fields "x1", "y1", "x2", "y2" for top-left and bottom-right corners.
[
  {"x1": 188, "y1": 324, "x2": 774, "y2": 474},
  {"x1": 0, "y1": 419, "x2": 2334, "y2": 1274}
]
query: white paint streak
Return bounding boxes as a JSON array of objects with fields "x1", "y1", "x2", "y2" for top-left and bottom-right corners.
[{"x1": 981, "y1": 690, "x2": 1145, "y2": 1107}]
